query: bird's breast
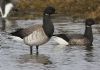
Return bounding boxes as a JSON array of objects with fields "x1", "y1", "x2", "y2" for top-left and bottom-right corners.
[{"x1": 24, "y1": 29, "x2": 49, "y2": 46}]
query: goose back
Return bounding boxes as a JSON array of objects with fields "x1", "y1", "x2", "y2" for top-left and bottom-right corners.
[
  {"x1": 11, "y1": 25, "x2": 43, "y2": 39},
  {"x1": 66, "y1": 34, "x2": 90, "y2": 45}
]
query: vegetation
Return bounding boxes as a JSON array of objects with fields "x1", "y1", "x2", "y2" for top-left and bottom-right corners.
[{"x1": 12, "y1": 0, "x2": 100, "y2": 20}]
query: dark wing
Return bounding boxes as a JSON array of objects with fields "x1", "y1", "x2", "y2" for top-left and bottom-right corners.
[
  {"x1": 67, "y1": 34, "x2": 85, "y2": 39},
  {"x1": 10, "y1": 25, "x2": 42, "y2": 39},
  {"x1": 10, "y1": 28, "x2": 27, "y2": 39},
  {"x1": 67, "y1": 34, "x2": 90, "y2": 45}
]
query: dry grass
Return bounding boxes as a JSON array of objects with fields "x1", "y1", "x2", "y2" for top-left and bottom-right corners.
[{"x1": 12, "y1": 0, "x2": 100, "y2": 20}]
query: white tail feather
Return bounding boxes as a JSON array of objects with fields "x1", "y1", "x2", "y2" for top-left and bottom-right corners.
[
  {"x1": 53, "y1": 36, "x2": 69, "y2": 45},
  {"x1": 10, "y1": 36, "x2": 23, "y2": 42}
]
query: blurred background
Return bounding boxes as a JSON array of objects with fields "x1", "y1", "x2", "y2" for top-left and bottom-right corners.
[{"x1": 10, "y1": 0, "x2": 100, "y2": 20}]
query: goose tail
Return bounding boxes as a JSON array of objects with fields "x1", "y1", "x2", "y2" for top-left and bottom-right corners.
[
  {"x1": 10, "y1": 29, "x2": 23, "y2": 39},
  {"x1": 53, "y1": 34, "x2": 69, "y2": 45}
]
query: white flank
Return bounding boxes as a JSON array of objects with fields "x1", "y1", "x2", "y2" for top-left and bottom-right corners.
[
  {"x1": 53, "y1": 36, "x2": 69, "y2": 45},
  {"x1": 2, "y1": 3, "x2": 13, "y2": 18},
  {"x1": 10, "y1": 36, "x2": 23, "y2": 42}
]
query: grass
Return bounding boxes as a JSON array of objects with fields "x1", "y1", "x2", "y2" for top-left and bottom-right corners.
[{"x1": 10, "y1": 0, "x2": 100, "y2": 21}]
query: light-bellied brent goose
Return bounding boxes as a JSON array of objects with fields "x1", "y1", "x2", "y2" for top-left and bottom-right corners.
[
  {"x1": 53, "y1": 18, "x2": 96, "y2": 46},
  {"x1": 11, "y1": 6, "x2": 55, "y2": 55}
]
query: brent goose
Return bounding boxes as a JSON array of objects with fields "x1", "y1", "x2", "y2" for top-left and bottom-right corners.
[
  {"x1": 10, "y1": 6, "x2": 55, "y2": 55},
  {"x1": 0, "y1": 0, "x2": 14, "y2": 18},
  {"x1": 53, "y1": 18, "x2": 96, "y2": 46}
]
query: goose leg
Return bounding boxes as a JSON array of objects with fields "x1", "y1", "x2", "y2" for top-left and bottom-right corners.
[
  {"x1": 36, "y1": 45, "x2": 39, "y2": 55},
  {"x1": 30, "y1": 46, "x2": 33, "y2": 55}
]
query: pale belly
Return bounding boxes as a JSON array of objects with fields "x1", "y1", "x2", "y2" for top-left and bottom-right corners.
[
  {"x1": 69, "y1": 38, "x2": 90, "y2": 45},
  {"x1": 24, "y1": 31, "x2": 49, "y2": 46}
]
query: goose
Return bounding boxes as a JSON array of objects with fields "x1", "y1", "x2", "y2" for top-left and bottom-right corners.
[
  {"x1": 0, "y1": 0, "x2": 14, "y2": 18},
  {"x1": 53, "y1": 18, "x2": 96, "y2": 46},
  {"x1": 10, "y1": 6, "x2": 55, "y2": 55}
]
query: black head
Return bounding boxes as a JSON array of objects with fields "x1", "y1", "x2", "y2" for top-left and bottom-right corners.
[
  {"x1": 85, "y1": 18, "x2": 95, "y2": 26},
  {"x1": 44, "y1": 6, "x2": 55, "y2": 15}
]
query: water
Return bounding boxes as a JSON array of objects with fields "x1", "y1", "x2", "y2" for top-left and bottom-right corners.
[{"x1": 0, "y1": 17, "x2": 100, "y2": 70}]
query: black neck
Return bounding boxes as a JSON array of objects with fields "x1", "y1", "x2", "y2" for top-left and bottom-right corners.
[
  {"x1": 43, "y1": 14, "x2": 54, "y2": 38},
  {"x1": 84, "y1": 26, "x2": 93, "y2": 45}
]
